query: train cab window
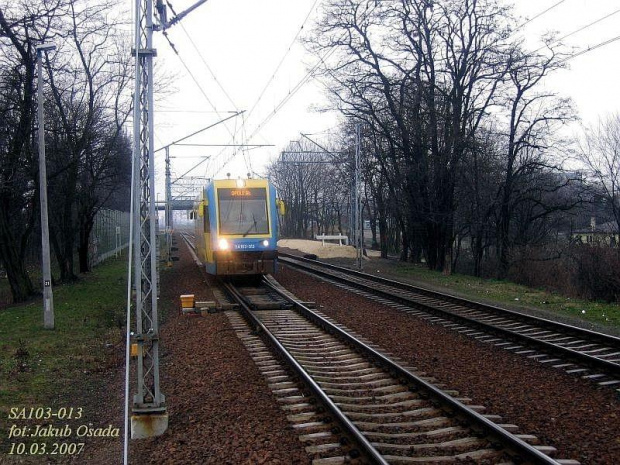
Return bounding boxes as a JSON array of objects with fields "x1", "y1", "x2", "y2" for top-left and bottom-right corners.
[{"x1": 217, "y1": 188, "x2": 269, "y2": 236}]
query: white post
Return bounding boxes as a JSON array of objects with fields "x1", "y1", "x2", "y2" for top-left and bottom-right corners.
[{"x1": 36, "y1": 43, "x2": 56, "y2": 330}]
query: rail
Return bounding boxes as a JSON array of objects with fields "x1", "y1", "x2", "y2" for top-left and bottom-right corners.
[
  {"x1": 279, "y1": 252, "x2": 620, "y2": 382},
  {"x1": 222, "y1": 276, "x2": 564, "y2": 464}
]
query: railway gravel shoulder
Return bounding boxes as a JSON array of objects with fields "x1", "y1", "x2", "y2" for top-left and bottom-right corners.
[
  {"x1": 274, "y1": 263, "x2": 620, "y2": 464},
  {"x1": 125, "y1": 235, "x2": 311, "y2": 464}
]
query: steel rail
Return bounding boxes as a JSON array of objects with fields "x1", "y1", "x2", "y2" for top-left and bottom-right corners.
[
  {"x1": 222, "y1": 281, "x2": 389, "y2": 465},
  {"x1": 260, "y1": 277, "x2": 561, "y2": 465},
  {"x1": 280, "y1": 254, "x2": 620, "y2": 377},
  {"x1": 281, "y1": 253, "x2": 620, "y2": 347}
]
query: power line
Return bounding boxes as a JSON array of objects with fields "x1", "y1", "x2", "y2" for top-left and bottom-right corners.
[
  {"x1": 161, "y1": 0, "x2": 240, "y2": 138},
  {"x1": 246, "y1": 0, "x2": 321, "y2": 121},
  {"x1": 516, "y1": 0, "x2": 568, "y2": 30},
  {"x1": 247, "y1": 61, "x2": 321, "y2": 141},
  {"x1": 211, "y1": 0, "x2": 383, "y2": 177},
  {"x1": 559, "y1": 33, "x2": 620, "y2": 64},
  {"x1": 178, "y1": 21, "x2": 240, "y2": 112},
  {"x1": 154, "y1": 111, "x2": 244, "y2": 152},
  {"x1": 206, "y1": 52, "x2": 324, "y2": 177},
  {"x1": 197, "y1": 0, "x2": 327, "y2": 178},
  {"x1": 173, "y1": 143, "x2": 274, "y2": 147},
  {"x1": 162, "y1": 35, "x2": 219, "y2": 114},
  {"x1": 534, "y1": 7, "x2": 620, "y2": 52},
  {"x1": 162, "y1": 35, "x2": 245, "y2": 166},
  {"x1": 240, "y1": 113, "x2": 253, "y2": 174},
  {"x1": 157, "y1": 110, "x2": 238, "y2": 114}
]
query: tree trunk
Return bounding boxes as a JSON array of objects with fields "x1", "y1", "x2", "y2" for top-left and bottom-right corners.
[
  {"x1": 0, "y1": 209, "x2": 34, "y2": 302},
  {"x1": 78, "y1": 214, "x2": 94, "y2": 273}
]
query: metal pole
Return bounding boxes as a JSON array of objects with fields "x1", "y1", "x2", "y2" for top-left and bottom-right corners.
[
  {"x1": 37, "y1": 44, "x2": 55, "y2": 330},
  {"x1": 165, "y1": 147, "x2": 172, "y2": 266},
  {"x1": 131, "y1": 0, "x2": 167, "y2": 439},
  {"x1": 355, "y1": 123, "x2": 362, "y2": 271}
]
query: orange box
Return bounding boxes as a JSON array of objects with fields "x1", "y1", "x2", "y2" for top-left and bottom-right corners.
[{"x1": 180, "y1": 294, "x2": 195, "y2": 308}]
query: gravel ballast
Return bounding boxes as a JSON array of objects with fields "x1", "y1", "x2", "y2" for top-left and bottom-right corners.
[
  {"x1": 274, "y1": 263, "x2": 620, "y2": 464},
  {"x1": 79, "y1": 238, "x2": 619, "y2": 464},
  {"x1": 124, "y1": 238, "x2": 311, "y2": 464}
]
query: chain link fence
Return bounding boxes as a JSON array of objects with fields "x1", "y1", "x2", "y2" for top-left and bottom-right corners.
[{"x1": 89, "y1": 209, "x2": 130, "y2": 268}]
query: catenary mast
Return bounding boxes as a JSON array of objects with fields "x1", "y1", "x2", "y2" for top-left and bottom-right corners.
[
  {"x1": 129, "y1": 0, "x2": 211, "y2": 441},
  {"x1": 131, "y1": 0, "x2": 166, "y2": 438}
]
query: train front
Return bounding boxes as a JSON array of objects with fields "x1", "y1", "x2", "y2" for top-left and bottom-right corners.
[{"x1": 206, "y1": 178, "x2": 278, "y2": 276}]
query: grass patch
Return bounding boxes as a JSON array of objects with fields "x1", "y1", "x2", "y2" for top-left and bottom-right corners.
[
  {"x1": 388, "y1": 262, "x2": 620, "y2": 329},
  {"x1": 0, "y1": 257, "x2": 128, "y2": 451}
]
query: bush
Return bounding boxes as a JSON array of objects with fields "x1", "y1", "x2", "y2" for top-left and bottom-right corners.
[
  {"x1": 570, "y1": 245, "x2": 620, "y2": 302},
  {"x1": 508, "y1": 244, "x2": 620, "y2": 302}
]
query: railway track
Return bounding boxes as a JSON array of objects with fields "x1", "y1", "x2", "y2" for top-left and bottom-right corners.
[
  {"x1": 222, "y1": 276, "x2": 578, "y2": 464},
  {"x1": 279, "y1": 253, "x2": 620, "y2": 391}
]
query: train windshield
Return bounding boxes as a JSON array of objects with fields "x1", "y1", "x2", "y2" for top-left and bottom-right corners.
[{"x1": 217, "y1": 188, "x2": 269, "y2": 236}]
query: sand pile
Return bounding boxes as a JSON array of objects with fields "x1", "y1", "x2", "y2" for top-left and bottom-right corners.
[{"x1": 278, "y1": 238, "x2": 380, "y2": 259}]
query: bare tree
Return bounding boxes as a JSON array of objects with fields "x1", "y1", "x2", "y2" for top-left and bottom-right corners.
[
  {"x1": 455, "y1": 127, "x2": 504, "y2": 276},
  {"x1": 577, "y1": 114, "x2": 620, "y2": 243},
  {"x1": 307, "y1": 0, "x2": 514, "y2": 272},
  {"x1": 0, "y1": 0, "x2": 131, "y2": 304},
  {"x1": 494, "y1": 41, "x2": 576, "y2": 277},
  {"x1": 44, "y1": 0, "x2": 132, "y2": 279},
  {"x1": 0, "y1": 0, "x2": 62, "y2": 301}
]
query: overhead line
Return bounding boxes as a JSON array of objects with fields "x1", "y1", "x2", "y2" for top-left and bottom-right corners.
[
  {"x1": 165, "y1": 37, "x2": 221, "y2": 115},
  {"x1": 534, "y1": 7, "x2": 620, "y2": 52},
  {"x1": 246, "y1": 0, "x2": 322, "y2": 121},
  {"x1": 154, "y1": 111, "x2": 244, "y2": 152},
  {"x1": 301, "y1": 133, "x2": 336, "y2": 154},
  {"x1": 211, "y1": 0, "x2": 381, "y2": 177},
  {"x1": 174, "y1": 143, "x2": 274, "y2": 147},
  {"x1": 516, "y1": 0, "x2": 568, "y2": 30},
  {"x1": 558, "y1": 33, "x2": 620, "y2": 64},
  {"x1": 179, "y1": 21, "x2": 240, "y2": 112},
  {"x1": 157, "y1": 110, "x2": 238, "y2": 114},
  {"x1": 161, "y1": 26, "x2": 242, "y2": 149}
]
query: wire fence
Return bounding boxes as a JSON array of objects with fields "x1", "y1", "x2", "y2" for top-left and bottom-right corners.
[
  {"x1": 89, "y1": 209, "x2": 131, "y2": 267},
  {"x1": 0, "y1": 209, "x2": 130, "y2": 307}
]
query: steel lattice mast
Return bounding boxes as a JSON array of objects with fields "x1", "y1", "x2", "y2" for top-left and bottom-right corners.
[
  {"x1": 127, "y1": 0, "x2": 212, "y2": 443},
  {"x1": 131, "y1": 0, "x2": 167, "y2": 438}
]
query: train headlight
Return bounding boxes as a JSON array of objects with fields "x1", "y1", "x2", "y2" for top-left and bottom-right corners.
[
  {"x1": 218, "y1": 238, "x2": 229, "y2": 250},
  {"x1": 262, "y1": 240, "x2": 269, "y2": 247},
  {"x1": 236, "y1": 178, "x2": 246, "y2": 188}
]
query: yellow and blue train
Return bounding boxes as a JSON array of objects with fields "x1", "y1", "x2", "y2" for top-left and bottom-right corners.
[{"x1": 193, "y1": 178, "x2": 282, "y2": 276}]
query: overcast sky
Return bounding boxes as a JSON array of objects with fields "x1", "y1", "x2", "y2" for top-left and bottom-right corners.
[{"x1": 145, "y1": 0, "x2": 620, "y2": 191}]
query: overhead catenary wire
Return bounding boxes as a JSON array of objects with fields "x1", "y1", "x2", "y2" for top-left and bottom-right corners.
[
  {"x1": 211, "y1": 0, "x2": 578, "y2": 178},
  {"x1": 533, "y1": 7, "x2": 620, "y2": 53},
  {"x1": 158, "y1": 16, "x2": 243, "y2": 156},
  {"x1": 558, "y1": 33, "x2": 620, "y2": 64},
  {"x1": 515, "y1": 0, "x2": 569, "y2": 31},
  {"x1": 161, "y1": 1, "x2": 253, "y2": 179},
  {"x1": 161, "y1": 32, "x2": 220, "y2": 115},
  {"x1": 178, "y1": 20, "x2": 240, "y2": 112},
  {"x1": 154, "y1": 111, "x2": 244, "y2": 152},
  {"x1": 207, "y1": 59, "x2": 323, "y2": 177},
  {"x1": 163, "y1": 40, "x2": 250, "y2": 177},
  {"x1": 240, "y1": 112, "x2": 253, "y2": 174},
  {"x1": 211, "y1": 0, "x2": 381, "y2": 177},
  {"x1": 246, "y1": 0, "x2": 322, "y2": 122}
]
